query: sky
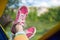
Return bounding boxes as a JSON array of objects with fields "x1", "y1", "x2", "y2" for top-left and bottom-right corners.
[{"x1": 19, "y1": 0, "x2": 60, "y2": 7}]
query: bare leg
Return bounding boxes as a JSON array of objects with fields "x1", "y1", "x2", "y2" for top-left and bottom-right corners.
[
  {"x1": 14, "y1": 23, "x2": 29, "y2": 40},
  {"x1": 15, "y1": 23, "x2": 23, "y2": 33}
]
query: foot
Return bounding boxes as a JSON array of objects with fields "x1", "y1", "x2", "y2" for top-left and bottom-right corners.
[
  {"x1": 25, "y1": 27, "x2": 36, "y2": 39},
  {"x1": 11, "y1": 6, "x2": 28, "y2": 34},
  {"x1": 14, "y1": 6, "x2": 28, "y2": 26}
]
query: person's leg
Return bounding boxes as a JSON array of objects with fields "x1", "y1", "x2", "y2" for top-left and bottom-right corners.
[
  {"x1": 14, "y1": 23, "x2": 29, "y2": 40},
  {"x1": 11, "y1": 5, "x2": 28, "y2": 34},
  {"x1": 11, "y1": 5, "x2": 36, "y2": 39}
]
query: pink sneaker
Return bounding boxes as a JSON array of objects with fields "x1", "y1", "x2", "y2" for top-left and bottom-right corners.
[
  {"x1": 11, "y1": 6, "x2": 28, "y2": 34},
  {"x1": 14, "y1": 6, "x2": 28, "y2": 26},
  {"x1": 26, "y1": 27, "x2": 36, "y2": 39}
]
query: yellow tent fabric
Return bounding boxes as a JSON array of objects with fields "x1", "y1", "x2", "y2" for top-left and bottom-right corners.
[{"x1": 0, "y1": 0, "x2": 8, "y2": 17}]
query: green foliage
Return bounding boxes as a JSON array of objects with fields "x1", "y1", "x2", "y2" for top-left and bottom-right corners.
[
  {"x1": 38, "y1": 7, "x2": 60, "y2": 23},
  {"x1": 27, "y1": 8, "x2": 38, "y2": 22}
]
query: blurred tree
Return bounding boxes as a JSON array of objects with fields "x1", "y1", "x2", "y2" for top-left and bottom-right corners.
[
  {"x1": 37, "y1": 7, "x2": 60, "y2": 23},
  {"x1": 56, "y1": 7, "x2": 60, "y2": 22},
  {"x1": 0, "y1": 0, "x2": 20, "y2": 27},
  {"x1": 4, "y1": 0, "x2": 20, "y2": 19}
]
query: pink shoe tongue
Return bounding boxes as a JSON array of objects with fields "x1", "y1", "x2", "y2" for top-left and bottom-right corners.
[{"x1": 20, "y1": 6, "x2": 28, "y2": 14}]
